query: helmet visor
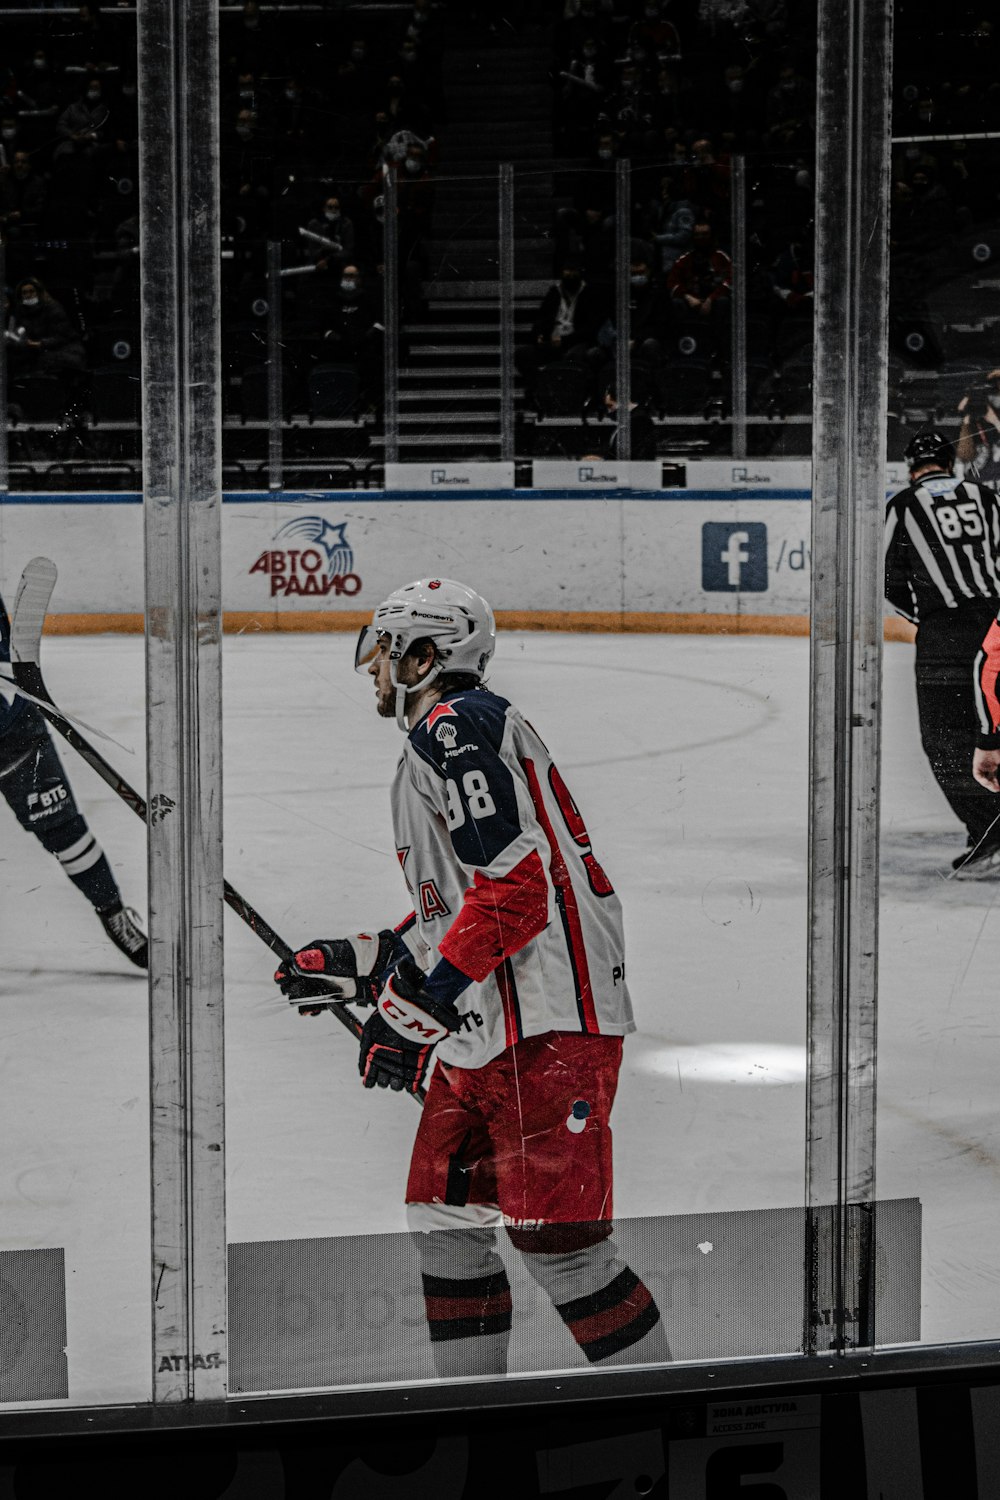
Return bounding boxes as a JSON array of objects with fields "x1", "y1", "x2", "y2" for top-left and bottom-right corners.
[{"x1": 354, "y1": 624, "x2": 384, "y2": 674}]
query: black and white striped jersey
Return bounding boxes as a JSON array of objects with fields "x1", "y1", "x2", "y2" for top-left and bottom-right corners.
[{"x1": 884, "y1": 469, "x2": 1000, "y2": 624}]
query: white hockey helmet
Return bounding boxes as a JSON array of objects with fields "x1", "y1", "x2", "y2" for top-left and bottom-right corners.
[{"x1": 354, "y1": 578, "x2": 496, "y2": 728}]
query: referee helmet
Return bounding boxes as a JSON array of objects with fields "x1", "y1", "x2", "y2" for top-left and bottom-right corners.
[{"x1": 904, "y1": 429, "x2": 953, "y2": 471}]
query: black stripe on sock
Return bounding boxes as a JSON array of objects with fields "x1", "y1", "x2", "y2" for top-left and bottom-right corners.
[
  {"x1": 422, "y1": 1271, "x2": 511, "y2": 1301},
  {"x1": 427, "y1": 1311, "x2": 513, "y2": 1343},
  {"x1": 556, "y1": 1266, "x2": 640, "y2": 1327},
  {"x1": 580, "y1": 1299, "x2": 662, "y2": 1363}
]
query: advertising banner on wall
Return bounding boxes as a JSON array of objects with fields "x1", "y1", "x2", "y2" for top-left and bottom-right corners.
[{"x1": 0, "y1": 462, "x2": 906, "y2": 634}]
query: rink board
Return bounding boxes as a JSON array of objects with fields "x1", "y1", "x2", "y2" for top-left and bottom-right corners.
[
  {"x1": 227, "y1": 1199, "x2": 920, "y2": 1394},
  {"x1": 0, "y1": 461, "x2": 914, "y2": 636},
  {"x1": 0, "y1": 1250, "x2": 67, "y2": 1403}
]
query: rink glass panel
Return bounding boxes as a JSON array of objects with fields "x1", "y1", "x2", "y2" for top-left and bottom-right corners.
[
  {"x1": 0, "y1": 6, "x2": 150, "y2": 1409},
  {"x1": 223, "y1": 108, "x2": 818, "y2": 1390},
  {"x1": 8, "y1": 0, "x2": 977, "y2": 1416},
  {"x1": 876, "y1": 12, "x2": 1000, "y2": 1348}
]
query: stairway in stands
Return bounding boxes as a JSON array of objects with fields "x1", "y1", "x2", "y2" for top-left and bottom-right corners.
[{"x1": 388, "y1": 20, "x2": 555, "y2": 460}]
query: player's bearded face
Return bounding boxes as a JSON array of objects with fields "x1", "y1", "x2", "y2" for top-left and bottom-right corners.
[
  {"x1": 370, "y1": 638, "x2": 419, "y2": 717},
  {"x1": 369, "y1": 637, "x2": 432, "y2": 718},
  {"x1": 369, "y1": 639, "x2": 396, "y2": 716}
]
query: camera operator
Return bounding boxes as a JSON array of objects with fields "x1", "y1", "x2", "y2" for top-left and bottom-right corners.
[{"x1": 956, "y1": 369, "x2": 1000, "y2": 485}]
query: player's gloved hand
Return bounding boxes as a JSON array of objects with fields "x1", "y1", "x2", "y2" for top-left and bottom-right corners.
[
  {"x1": 359, "y1": 957, "x2": 463, "y2": 1092},
  {"x1": 274, "y1": 931, "x2": 398, "y2": 1016}
]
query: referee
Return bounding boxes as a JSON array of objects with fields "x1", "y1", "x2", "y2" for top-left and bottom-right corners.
[{"x1": 885, "y1": 429, "x2": 1000, "y2": 875}]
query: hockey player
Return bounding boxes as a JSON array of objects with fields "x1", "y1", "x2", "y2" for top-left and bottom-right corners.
[
  {"x1": 275, "y1": 578, "x2": 670, "y2": 1376},
  {"x1": 885, "y1": 430, "x2": 1000, "y2": 876},
  {"x1": 1, "y1": 593, "x2": 147, "y2": 967},
  {"x1": 973, "y1": 619, "x2": 1000, "y2": 803}
]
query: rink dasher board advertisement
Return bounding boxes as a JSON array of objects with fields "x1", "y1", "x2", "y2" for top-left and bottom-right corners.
[{"x1": 1, "y1": 464, "x2": 911, "y2": 631}]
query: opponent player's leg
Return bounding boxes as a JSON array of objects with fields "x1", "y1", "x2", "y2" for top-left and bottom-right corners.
[
  {"x1": 405, "y1": 1062, "x2": 511, "y2": 1378},
  {"x1": 0, "y1": 708, "x2": 147, "y2": 966},
  {"x1": 490, "y1": 1031, "x2": 671, "y2": 1368}
]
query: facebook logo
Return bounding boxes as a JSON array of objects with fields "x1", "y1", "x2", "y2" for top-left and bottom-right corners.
[{"x1": 701, "y1": 522, "x2": 768, "y2": 592}]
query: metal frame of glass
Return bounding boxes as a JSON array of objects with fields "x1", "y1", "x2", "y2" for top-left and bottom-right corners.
[{"x1": 8, "y1": 0, "x2": 1000, "y2": 1438}]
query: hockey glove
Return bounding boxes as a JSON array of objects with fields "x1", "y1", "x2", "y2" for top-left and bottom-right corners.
[
  {"x1": 359, "y1": 957, "x2": 463, "y2": 1092},
  {"x1": 274, "y1": 931, "x2": 398, "y2": 1016}
]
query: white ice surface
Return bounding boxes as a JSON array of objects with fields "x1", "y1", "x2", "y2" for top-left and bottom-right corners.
[{"x1": 2, "y1": 629, "x2": 998, "y2": 1406}]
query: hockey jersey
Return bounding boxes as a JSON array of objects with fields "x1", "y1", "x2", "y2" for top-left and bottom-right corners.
[
  {"x1": 391, "y1": 688, "x2": 634, "y2": 1068},
  {"x1": 884, "y1": 471, "x2": 1000, "y2": 624},
  {"x1": 975, "y1": 614, "x2": 1000, "y2": 749}
]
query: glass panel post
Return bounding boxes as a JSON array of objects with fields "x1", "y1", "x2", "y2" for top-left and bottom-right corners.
[
  {"x1": 138, "y1": 0, "x2": 227, "y2": 1401},
  {"x1": 730, "y1": 154, "x2": 748, "y2": 460},
  {"x1": 499, "y1": 163, "x2": 515, "y2": 463},
  {"x1": 0, "y1": 237, "x2": 7, "y2": 494},
  {"x1": 267, "y1": 240, "x2": 283, "y2": 492},
  {"x1": 807, "y1": 0, "x2": 893, "y2": 1353},
  {"x1": 614, "y1": 159, "x2": 631, "y2": 463},
  {"x1": 382, "y1": 167, "x2": 400, "y2": 467}
]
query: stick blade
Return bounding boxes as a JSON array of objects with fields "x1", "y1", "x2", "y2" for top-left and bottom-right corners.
[{"x1": 10, "y1": 557, "x2": 58, "y2": 665}]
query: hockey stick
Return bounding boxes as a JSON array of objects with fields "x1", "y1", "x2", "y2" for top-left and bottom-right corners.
[{"x1": 7, "y1": 557, "x2": 376, "y2": 1055}]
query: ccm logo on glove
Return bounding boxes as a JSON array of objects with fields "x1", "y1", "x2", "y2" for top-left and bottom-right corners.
[{"x1": 376, "y1": 959, "x2": 464, "y2": 1044}]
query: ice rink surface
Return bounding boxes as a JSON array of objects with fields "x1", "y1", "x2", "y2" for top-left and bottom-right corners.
[{"x1": 3, "y1": 628, "x2": 999, "y2": 1404}]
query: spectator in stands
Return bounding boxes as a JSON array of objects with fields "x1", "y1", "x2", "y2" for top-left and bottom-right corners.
[
  {"x1": 667, "y1": 221, "x2": 732, "y2": 342},
  {"x1": 303, "y1": 195, "x2": 356, "y2": 269},
  {"x1": 644, "y1": 171, "x2": 696, "y2": 273},
  {"x1": 335, "y1": 39, "x2": 380, "y2": 138},
  {"x1": 16, "y1": 49, "x2": 61, "y2": 119},
  {"x1": 221, "y1": 108, "x2": 273, "y2": 231},
  {"x1": 380, "y1": 69, "x2": 434, "y2": 140},
  {"x1": 379, "y1": 125, "x2": 437, "y2": 170},
  {"x1": 553, "y1": 199, "x2": 614, "y2": 283},
  {"x1": 557, "y1": 36, "x2": 612, "y2": 149},
  {"x1": 768, "y1": 230, "x2": 813, "y2": 316},
  {"x1": 227, "y1": 68, "x2": 270, "y2": 129},
  {"x1": 274, "y1": 75, "x2": 319, "y2": 160},
  {"x1": 515, "y1": 263, "x2": 607, "y2": 400},
  {"x1": 6, "y1": 277, "x2": 86, "y2": 388},
  {"x1": 53, "y1": 78, "x2": 117, "y2": 169},
  {"x1": 95, "y1": 213, "x2": 141, "y2": 319},
  {"x1": 891, "y1": 165, "x2": 956, "y2": 285},
  {"x1": 409, "y1": 0, "x2": 443, "y2": 45},
  {"x1": 685, "y1": 138, "x2": 730, "y2": 229},
  {"x1": 711, "y1": 63, "x2": 764, "y2": 144},
  {"x1": 396, "y1": 141, "x2": 436, "y2": 252},
  {"x1": 648, "y1": 64, "x2": 686, "y2": 137},
  {"x1": 957, "y1": 371, "x2": 1000, "y2": 486},
  {"x1": 590, "y1": 248, "x2": 670, "y2": 378},
  {"x1": 559, "y1": 0, "x2": 616, "y2": 65},
  {"x1": 115, "y1": 70, "x2": 139, "y2": 134},
  {"x1": 621, "y1": 249, "x2": 670, "y2": 363},
  {"x1": 59, "y1": 2, "x2": 127, "y2": 75},
  {"x1": 631, "y1": 1, "x2": 682, "y2": 59},
  {"x1": 226, "y1": 0, "x2": 271, "y2": 74},
  {"x1": 608, "y1": 56, "x2": 656, "y2": 152},
  {"x1": 765, "y1": 62, "x2": 814, "y2": 133},
  {"x1": 601, "y1": 381, "x2": 658, "y2": 461},
  {"x1": 0, "y1": 117, "x2": 26, "y2": 168},
  {"x1": 571, "y1": 129, "x2": 624, "y2": 224},
  {"x1": 320, "y1": 263, "x2": 384, "y2": 406},
  {"x1": 0, "y1": 150, "x2": 48, "y2": 236}
]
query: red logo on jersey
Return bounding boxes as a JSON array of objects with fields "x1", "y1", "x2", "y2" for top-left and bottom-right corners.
[
  {"x1": 428, "y1": 580, "x2": 442, "y2": 589},
  {"x1": 425, "y1": 701, "x2": 458, "y2": 732}
]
